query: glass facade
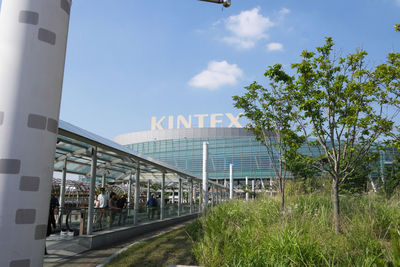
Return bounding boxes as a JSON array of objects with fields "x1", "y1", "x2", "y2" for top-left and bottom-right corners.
[
  {"x1": 126, "y1": 135, "x2": 275, "y2": 181},
  {"x1": 115, "y1": 128, "x2": 396, "y2": 183}
]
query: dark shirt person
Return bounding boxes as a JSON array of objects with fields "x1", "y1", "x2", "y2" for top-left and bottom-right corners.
[
  {"x1": 117, "y1": 194, "x2": 127, "y2": 225},
  {"x1": 146, "y1": 194, "x2": 157, "y2": 219},
  {"x1": 109, "y1": 192, "x2": 120, "y2": 227}
]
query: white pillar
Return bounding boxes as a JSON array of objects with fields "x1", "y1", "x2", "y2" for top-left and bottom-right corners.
[
  {"x1": 178, "y1": 177, "x2": 182, "y2": 216},
  {"x1": 147, "y1": 180, "x2": 150, "y2": 201},
  {"x1": 252, "y1": 179, "x2": 255, "y2": 200},
  {"x1": 216, "y1": 187, "x2": 219, "y2": 204},
  {"x1": 87, "y1": 147, "x2": 97, "y2": 235},
  {"x1": 229, "y1": 164, "x2": 233, "y2": 200},
  {"x1": 211, "y1": 185, "x2": 214, "y2": 207},
  {"x1": 58, "y1": 158, "x2": 67, "y2": 225},
  {"x1": 127, "y1": 174, "x2": 132, "y2": 207},
  {"x1": 202, "y1": 142, "x2": 208, "y2": 212},
  {"x1": 101, "y1": 171, "x2": 106, "y2": 188},
  {"x1": 134, "y1": 163, "x2": 140, "y2": 225},
  {"x1": 161, "y1": 172, "x2": 165, "y2": 220},
  {"x1": 199, "y1": 183, "x2": 203, "y2": 212},
  {"x1": 0, "y1": 0, "x2": 72, "y2": 265},
  {"x1": 189, "y1": 179, "x2": 193, "y2": 214},
  {"x1": 245, "y1": 177, "x2": 249, "y2": 201}
]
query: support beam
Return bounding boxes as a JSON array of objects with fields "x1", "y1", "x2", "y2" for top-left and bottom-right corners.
[
  {"x1": 127, "y1": 174, "x2": 132, "y2": 207},
  {"x1": 202, "y1": 142, "x2": 208, "y2": 213},
  {"x1": 87, "y1": 147, "x2": 97, "y2": 235},
  {"x1": 178, "y1": 177, "x2": 182, "y2": 216},
  {"x1": 189, "y1": 179, "x2": 193, "y2": 214},
  {"x1": 252, "y1": 179, "x2": 255, "y2": 200},
  {"x1": 161, "y1": 172, "x2": 165, "y2": 220},
  {"x1": 245, "y1": 176, "x2": 249, "y2": 201},
  {"x1": 58, "y1": 158, "x2": 67, "y2": 226},
  {"x1": 134, "y1": 163, "x2": 140, "y2": 225},
  {"x1": 211, "y1": 185, "x2": 214, "y2": 207},
  {"x1": 229, "y1": 164, "x2": 233, "y2": 200},
  {"x1": 102, "y1": 171, "x2": 106, "y2": 188},
  {"x1": 199, "y1": 182, "x2": 203, "y2": 212},
  {"x1": 147, "y1": 180, "x2": 151, "y2": 201}
]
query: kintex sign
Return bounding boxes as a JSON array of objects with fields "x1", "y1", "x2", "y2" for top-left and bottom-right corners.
[{"x1": 151, "y1": 113, "x2": 243, "y2": 130}]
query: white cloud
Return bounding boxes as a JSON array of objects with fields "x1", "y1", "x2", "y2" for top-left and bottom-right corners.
[
  {"x1": 223, "y1": 37, "x2": 256, "y2": 49},
  {"x1": 223, "y1": 7, "x2": 274, "y2": 49},
  {"x1": 189, "y1": 61, "x2": 243, "y2": 90},
  {"x1": 267, "y1": 42, "x2": 284, "y2": 51},
  {"x1": 279, "y1": 7, "x2": 291, "y2": 16}
]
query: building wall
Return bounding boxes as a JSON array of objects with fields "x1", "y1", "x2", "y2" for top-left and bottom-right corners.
[{"x1": 115, "y1": 128, "x2": 277, "y2": 180}]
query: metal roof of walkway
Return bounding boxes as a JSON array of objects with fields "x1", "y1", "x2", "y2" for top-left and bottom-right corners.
[{"x1": 54, "y1": 120, "x2": 225, "y2": 189}]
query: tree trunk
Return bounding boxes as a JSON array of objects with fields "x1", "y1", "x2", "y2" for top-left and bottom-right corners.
[
  {"x1": 280, "y1": 177, "x2": 285, "y2": 214},
  {"x1": 332, "y1": 178, "x2": 341, "y2": 233}
]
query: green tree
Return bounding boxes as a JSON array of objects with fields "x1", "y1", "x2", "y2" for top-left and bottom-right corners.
[
  {"x1": 339, "y1": 150, "x2": 377, "y2": 194},
  {"x1": 383, "y1": 149, "x2": 400, "y2": 198},
  {"x1": 291, "y1": 38, "x2": 396, "y2": 233},
  {"x1": 250, "y1": 38, "x2": 397, "y2": 233},
  {"x1": 233, "y1": 66, "x2": 299, "y2": 213},
  {"x1": 284, "y1": 148, "x2": 322, "y2": 194}
]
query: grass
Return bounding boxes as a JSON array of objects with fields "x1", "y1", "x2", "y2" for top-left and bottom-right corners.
[
  {"x1": 105, "y1": 193, "x2": 400, "y2": 266},
  {"x1": 106, "y1": 226, "x2": 197, "y2": 267},
  {"x1": 191, "y1": 193, "x2": 400, "y2": 266}
]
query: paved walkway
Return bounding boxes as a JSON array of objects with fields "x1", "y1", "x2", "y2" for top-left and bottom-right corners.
[{"x1": 44, "y1": 222, "x2": 192, "y2": 267}]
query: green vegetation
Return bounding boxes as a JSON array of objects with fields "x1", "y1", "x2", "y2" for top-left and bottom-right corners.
[
  {"x1": 233, "y1": 35, "x2": 400, "y2": 233},
  {"x1": 191, "y1": 194, "x2": 400, "y2": 266},
  {"x1": 106, "y1": 226, "x2": 197, "y2": 267}
]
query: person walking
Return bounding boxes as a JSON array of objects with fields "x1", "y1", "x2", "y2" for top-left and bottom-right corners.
[{"x1": 146, "y1": 194, "x2": 157, "y2": 219}]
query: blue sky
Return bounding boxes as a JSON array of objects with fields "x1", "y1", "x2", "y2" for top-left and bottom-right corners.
[{"x1": 2, "y1": 0, "x2": 400, "y2": 139}]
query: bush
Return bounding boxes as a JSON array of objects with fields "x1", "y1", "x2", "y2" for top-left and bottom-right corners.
[{"x1": 192, "y1": 194, "x2": 400, "y2": 266}]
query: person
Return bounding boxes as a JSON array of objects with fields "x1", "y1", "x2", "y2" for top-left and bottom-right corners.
[
  {"x1": 97, "y1": 188, "x2": 108, "y2": 208},
  {"x1": 146, "y1": 194, "x2": 157, "y2": 219},
  {"x1": 97, "y1": 188, "x2": 108, "y2": 229},
  {"x1": 45, "y1": 194, "x2": 59, "y2": 255},
  {"x1": 117, "y1": 194, "x2": 127, "y2": 225},
  {"x1": 108, "y1": 192, "x2": 120, "y2": 227}
]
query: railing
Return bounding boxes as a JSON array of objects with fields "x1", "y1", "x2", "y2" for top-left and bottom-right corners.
[{"x1": 62, "y1": 203, "x2": 201, "y2": 235}]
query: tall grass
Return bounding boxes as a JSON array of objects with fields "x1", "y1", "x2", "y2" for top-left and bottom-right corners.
[{"x1": 189, "y1": 194, "x2": 400, "y2": 266}]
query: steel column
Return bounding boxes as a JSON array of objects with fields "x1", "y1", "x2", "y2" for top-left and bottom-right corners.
[
  {"x1": 202, "y1": 142, "x2": 208, "y2": 212},
  {"x1": 58, "y1": 158, "x2": 67, "y2": 226},
  {"x1": 252, "y1": 179, "x2": 255, "y2": 200},
  {"x1": 87, "y1": 147, "x2": 97, "y2": 235},
  {"x1": 245, "y1": 176, "x2": 249, "y2": 201},
  {"x1": 101, "y1": 171, "x2": 106, "y2": 188},
  {"x1": 147, "y1": 180, "x2": 150, "y2": 201},
  {"x1": 134, "y1": 163, "x2": 140, "y2": 225},
  {"x1": 229, "y1": 164, "x2": 233, "y2": 200},
  {"x1": 189, "y1": 179, "x2": 193, "y2": 214},
  {"x1": 161, "y1": 172, "x2": 165, "y2": 220},
  {"x1": 178, "y1": 177, "x2": 182, "y2": 216}
]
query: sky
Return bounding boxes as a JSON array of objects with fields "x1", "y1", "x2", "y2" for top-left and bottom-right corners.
[{"x1": 2, "y1": 0, "x2": 400, "y2": 139}]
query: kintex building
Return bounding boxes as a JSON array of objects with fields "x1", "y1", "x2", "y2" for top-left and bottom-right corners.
[{"x1": 114, "y1": 113, "x2": 278, "y2": 186}]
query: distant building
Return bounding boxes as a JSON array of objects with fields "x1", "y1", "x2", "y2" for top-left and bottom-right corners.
[{"x1": 114, "y1": 127, "x2": 275, "y2": 185}]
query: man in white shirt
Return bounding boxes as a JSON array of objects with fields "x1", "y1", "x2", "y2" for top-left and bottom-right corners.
[
  {"x1": 96, "y1": 188, "x2": 108, "y2": 229},
  {"x1": 98, "y1": 188, "x2": 108, "y2": 208}
]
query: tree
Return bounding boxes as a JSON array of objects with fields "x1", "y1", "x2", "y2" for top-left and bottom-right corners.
[
  {"x1": 339, "y1": 149, "x2": 377, "y2": 194},
  {"x1": 383, "y1": 148, "x2": 400, "y2": 198},
  {"x1": 233, "y1": 66, "x2": 299, "y2": 213},
  {"x1": 258, "y1": 38, "x2": 396, "y2": 233}
]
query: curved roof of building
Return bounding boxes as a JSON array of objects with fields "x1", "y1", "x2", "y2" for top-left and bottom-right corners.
[{"x1": 114, "y1": 127, "x2": 255, "y2": 145}]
